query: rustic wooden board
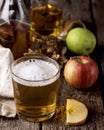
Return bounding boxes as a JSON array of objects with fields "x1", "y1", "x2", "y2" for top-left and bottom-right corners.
[
  {"x1": 0, "y1": 118, "x2": 40, "y2": 130},
  {"x1": 42, "y1": 0, "x2": 104, "y2": 129},
  {"x1": 0, "y1": 0, "x2": 104, "y2": 130},
  {"x1": 92, "y1": 0, "x2": 104, "y2": 106},
  {"x1": 92, "y1": 0, "x2": 104, "y2": 71},
  {"x1": 42, "y1": 76, "x2": 104, "y2": 130}
]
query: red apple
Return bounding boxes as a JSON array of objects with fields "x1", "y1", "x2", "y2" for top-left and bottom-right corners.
[{"x1": 64, "y1": 56, "x2": 99, "y2": 89}]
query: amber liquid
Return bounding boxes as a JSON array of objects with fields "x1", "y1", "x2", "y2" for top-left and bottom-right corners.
[
  {"x1": 30, "y1": 4, "x2": 62, "y2": 38},
  {"x1": 13, "y1": 80, "x2": 58, "y2": 122},
  {"x1": 0, "y1": 20, "x2": 30, "y2": 59},
  {"x1": 12, "y1": 78, "x2": 59, "y2": 122}
]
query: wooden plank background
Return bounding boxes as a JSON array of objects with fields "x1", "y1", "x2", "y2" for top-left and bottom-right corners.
[{"x1": 0, "y1": 0, "x2": 104, "y2": 130}]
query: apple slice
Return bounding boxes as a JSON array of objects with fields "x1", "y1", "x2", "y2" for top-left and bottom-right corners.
[{"x1": 66, "y1": 99, "x2": 88, "y2": 125}]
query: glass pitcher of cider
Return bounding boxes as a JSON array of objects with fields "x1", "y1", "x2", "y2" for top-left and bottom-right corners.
[{"x1": 30, "y1": 0, "x2": 63, "y2": 37}]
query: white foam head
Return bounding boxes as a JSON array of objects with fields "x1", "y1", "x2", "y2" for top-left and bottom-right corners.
[{"x1": 12, "y1": 57, "x2": 60, "y2": 87}]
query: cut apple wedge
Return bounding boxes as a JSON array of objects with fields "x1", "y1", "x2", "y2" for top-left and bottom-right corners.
[{"x1": 66, "y1": 99, "x2": 88, "y2": 125}]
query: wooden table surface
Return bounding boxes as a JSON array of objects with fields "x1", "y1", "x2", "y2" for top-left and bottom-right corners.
[{"x1": 0, "y1": 0, "x2": 104, "y2": 130}]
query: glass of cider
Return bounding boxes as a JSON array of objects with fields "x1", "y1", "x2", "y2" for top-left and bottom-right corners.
[
  {"x1": 30, "y1": 2, "x2": 62, "y2": 37},
  {"x1": 11, "y1": 55, "x2": 60, "y2": 122}
]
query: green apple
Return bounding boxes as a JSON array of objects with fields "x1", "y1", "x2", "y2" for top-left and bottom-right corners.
[{"x1": 66, "y1": 27, "x2": 96, "y2": 55}]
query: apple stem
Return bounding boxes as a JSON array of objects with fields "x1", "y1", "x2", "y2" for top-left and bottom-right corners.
[
  {"x1": 84, "y1": 54, "x2": 89, "y2": 57},
  {"x1": 70, "y1": 56, "x2": 83, "y2": 64},
  {"x1": 77, "y1": 57, "x2": 83, "y2": 64}
]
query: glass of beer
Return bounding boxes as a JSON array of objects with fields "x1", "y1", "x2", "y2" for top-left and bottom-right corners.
[{"x1": 11, "y1": 55, "x2": 60, "y2": 122}]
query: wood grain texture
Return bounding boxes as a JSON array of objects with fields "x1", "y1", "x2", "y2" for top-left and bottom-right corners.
[
  {"x1": 0, "y1": 0, "x2": 104, "y2": 129},
  {"x1": 42, "y1": 0, "x2": 104, "y2": 129},
  {"x1": 92, "y1": 0, "x2": 104, "y2": 73},
  {"x1": 92, "y1": 0, "x2": 104, "y2": 105},
  {"x1": 0, "y1": 118, "x2": 40, "y2": 130},
  {"x1": 92, "y1": 0, "x2": 104, "y2": 44},
  {"x1": 42, "y1": 76, "x2": 104, "y2": 130}
]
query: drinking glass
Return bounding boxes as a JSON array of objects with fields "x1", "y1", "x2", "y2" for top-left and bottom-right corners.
[
  {"x1": 30, "y1": 0, "x2": 63, "y2": 38},
  {"x1": 11, "y1": 55, "x2": 60, "y2": 122}
]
